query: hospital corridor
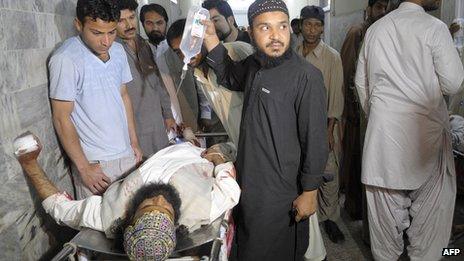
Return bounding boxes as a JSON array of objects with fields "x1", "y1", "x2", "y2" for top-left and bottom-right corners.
[{"x1": 1, "y1": 0, "x2": 464, "y2": 260}]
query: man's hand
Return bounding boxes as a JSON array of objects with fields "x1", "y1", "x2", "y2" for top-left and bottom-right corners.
[
  {"x1": 450, "y1": 22, "x2": 461, "y2": 36},
  {"x1": 183, "y1": 127, "x2": 201, "y2": 147},
  {"x1": 202, "y1": 19, "x2": 220, "y2": 52},
  {"x1": 327, "y1": 118, "x2": 336, "y2": 151},
  {"x1": 328, "y1": 131, "x2": 335, "y2": 151},
  {"x1": 165, "y1": 118, "x2": 178, "y2": 133},
  {"x1": 79, "y1": 164, "x2": 111, "y2": 195},
  {"x1": 132, "y1": 143, "x2": 143, "y2": 164},
  {"x1": 292, "y1": 190, "x2": 318, "y2": 222},
  {"x1": 201, "y1": 148, "x2": 226, "y2": 166},
  {"x1": 199, "y1": 118, "x2": 214, "y2": 132},
  {"x1": 16, "y1": 135, "x2": 42, "y2": 166}
]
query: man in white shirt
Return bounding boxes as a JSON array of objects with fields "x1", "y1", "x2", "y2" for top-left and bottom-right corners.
[
  {"x1": 49, "y1": 0, "x2": 143, "y2": 200},
  {"x1": 355, "y1": 1, "x2": 464, "y2": 260},
  {"x1": 140, "y1": 3, "x2": 170, "y2": 60},
  {"x1": 140, "y1": 4, "x2": 186, "y2": 128},
  {"x1": 15, "y1": 134, "x2": 240, "y2": 260}
]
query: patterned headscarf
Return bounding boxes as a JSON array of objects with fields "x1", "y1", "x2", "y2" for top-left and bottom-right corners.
[
  {"x1": 248, "y1": 0, "x2": 289, "y2": 26},
  {"x1": 124, "y1": 211, "x2": 176, "y2": 261}
]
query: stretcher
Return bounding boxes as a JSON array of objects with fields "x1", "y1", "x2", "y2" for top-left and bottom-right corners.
[
  {"x1": 52, "y1": 215, "x2": 229, "y2": 261},
  {"x1": 52, "y1": 132, "x2": 232, "y2": 261}
]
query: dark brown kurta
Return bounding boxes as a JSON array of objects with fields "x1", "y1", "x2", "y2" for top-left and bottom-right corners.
[
  {"x1": 207, "y1": 44, "x2": 328, "y2": 261},
  {"x1": 119, "y1": 36, "x2": 173, "y2": 156},
  {"x1": 339, "y1": 21, "x2": 371, "y2": 219}
]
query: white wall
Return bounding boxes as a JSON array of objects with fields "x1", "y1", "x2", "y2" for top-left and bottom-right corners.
[
  {"x1": 441, "y1": 0, "x2": 458, "y2": 25},
  {"x1": 229, "y1": 0, "x2": 254, "y2": 26},
  {"x1": 227, "y1": 0, "x2": 320, "y2": 26},
  {"x1": 163, "y1": 0, "x2": 367, "y2": 50},
  {"x1": 458, "y1": 0, "x2": 464, "y2": 18},
  {"x1": 332, "y1": 0, "x2": 366, "y2": 15},
  {"x1": 285, "y1": 0, "x2": 320, "y2": 20},
  {"x1": 145, "y1": 0, "x2": 183, "y2": 22},
  {"x1": 327, "y1": 0, "x2": 366, "y2": 51},
  {"x1": 179, "y1": 0, "x2": 202, "y2": 17}
]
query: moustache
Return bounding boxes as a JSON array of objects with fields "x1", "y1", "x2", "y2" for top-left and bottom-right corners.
[
  {"x1": 266, "y1": 41, "x2": 284, "y2": 48},
  {"x1": 149, "y1": 30, "x2": 163, "y2": 36},
  {"x1": 125, "y1": 28, "x2": 136, "y2": 33}
]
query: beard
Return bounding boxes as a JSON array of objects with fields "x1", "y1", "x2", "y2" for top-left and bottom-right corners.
[
  {"x1": 252, "y1": 38, "x2": 293, "y2": 69},
  {"x1": 147, "y1": 30, "x2": 166, "y2": 46},
  {"x1": 217, "y1": 25, "x2": 232, "y2": 41}
]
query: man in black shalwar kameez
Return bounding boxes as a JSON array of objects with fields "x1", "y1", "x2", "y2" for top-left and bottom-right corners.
[{"x1": 202, "y1": 1, "x2": 329, "y2": 260}]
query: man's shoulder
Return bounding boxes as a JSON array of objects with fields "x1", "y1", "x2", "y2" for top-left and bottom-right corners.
[
  {"x1": 51, "y1": 36, "x2": 83, "y2": 62},
  {"x1": 109, "y1": 41, "x2": 126, "y2": 58},
  {"x1": 292, "y1": 52, "x2": 323, "y2": 79},
  {"x1": 223, "y1": 41, "x2": 254, "y2": 61},
  {"x1": 347, "y1": 23, "x2": 365, "y2": 35},
  {"x1": 368, "y1": 9, "x2": 447, "y2": 40},
  {"x1": 424, "y1": 13, "x2": 448, "y2": 31},
  {"x1": 223, "y1": 41, "x2": 253, "y2": 50},
  {"x1": 321, "y1": 42, "x2": 341, "y2": 60}
]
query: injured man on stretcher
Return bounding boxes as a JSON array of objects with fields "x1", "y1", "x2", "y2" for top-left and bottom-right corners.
[{"x1": 15, "y1": 133, "x2": 240, "y2": 260}]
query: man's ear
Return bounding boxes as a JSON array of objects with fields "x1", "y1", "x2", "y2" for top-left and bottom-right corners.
[
  {"x1": 366, "y1": 6, "x2": 372, "y2": 19},
  {"x1": 227, "y1": 16, "x2": 236, "y2": 27},
  {"x1": 248, "y1": 26, "x2": 254, "y2": 41},
  {"x1": 74, "y1": 17, "x2": 83, "y2": 33}
]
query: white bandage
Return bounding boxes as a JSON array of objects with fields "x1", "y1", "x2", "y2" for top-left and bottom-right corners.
[{"x1": 14, "y1": 134, "x2": 38, "y2": 156}]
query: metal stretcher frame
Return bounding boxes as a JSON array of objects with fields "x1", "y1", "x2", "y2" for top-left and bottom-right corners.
[
  {"x1": 52, "y1": 216, "x2": 226, "y2": 261},
  {"x1": 194, "y1": 132, "x2": 229, "y2": 138},
  {"x1": 52, "y1": 132, "x2": 231, "y2": 261}
]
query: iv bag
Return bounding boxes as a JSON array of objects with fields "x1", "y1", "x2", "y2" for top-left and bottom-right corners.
[{"x1": 179, "y1": 6, "x2": 210, "y2": 65}]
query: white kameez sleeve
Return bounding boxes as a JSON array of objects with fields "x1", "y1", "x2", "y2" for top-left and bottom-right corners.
[
  {"x1": 431, "y1": 23, "x2": 464, "y2": 96},
  {"x1": 209, "y1": 162, "x2": 241, "y2": 222},
  {"x1": 42, "y1": 193, "x2": 104, "y2": 231},
  {"x1": 355, "y1": 42, "x2": 369, "y2": 114}
]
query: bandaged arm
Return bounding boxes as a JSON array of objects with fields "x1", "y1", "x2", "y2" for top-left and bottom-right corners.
[
  {"x1": 210, "y1": 162, "x2": 240, "y2": 222},
  {"x1": 18, "y1": 157, "x2": 103, "y2": 231}
]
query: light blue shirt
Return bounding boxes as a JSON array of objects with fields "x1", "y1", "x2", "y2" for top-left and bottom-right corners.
[{"x1": 49, "y1": 36, "x2": 133, "y2": 161}]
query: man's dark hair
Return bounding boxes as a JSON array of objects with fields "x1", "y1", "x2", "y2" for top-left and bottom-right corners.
[
  {"x1": 114, "y1": 183, "x2": 181, "y2": 250},
  {"x1": 166, "y1": 19, "x2": 186, "y2": 48},
  {"x1": 202, "y1": 0, "x2": 238, "y2": 28},
  {"x1": 140, "y1": 4, "x2": 169, "y2": 24},
  {"x1": 118, "y1": 0, "x2": 138, "y2": 11},
  {"x1": 368, "y1": 0, "x2": 389, "y2": 6},
  {"x1": 76, "y1": 0, "x2": 120, "y2": 24},
  {"x1": 291, "y1": 18, "x2": 300, "y2": 27},
  {"x1": 122, "y1": 183, "x2": 182, "y2": 228}
]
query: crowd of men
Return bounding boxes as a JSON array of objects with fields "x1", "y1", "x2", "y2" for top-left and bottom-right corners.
[{"x1": 14, "y1": 0, "x2": 464, "y2": 260}]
